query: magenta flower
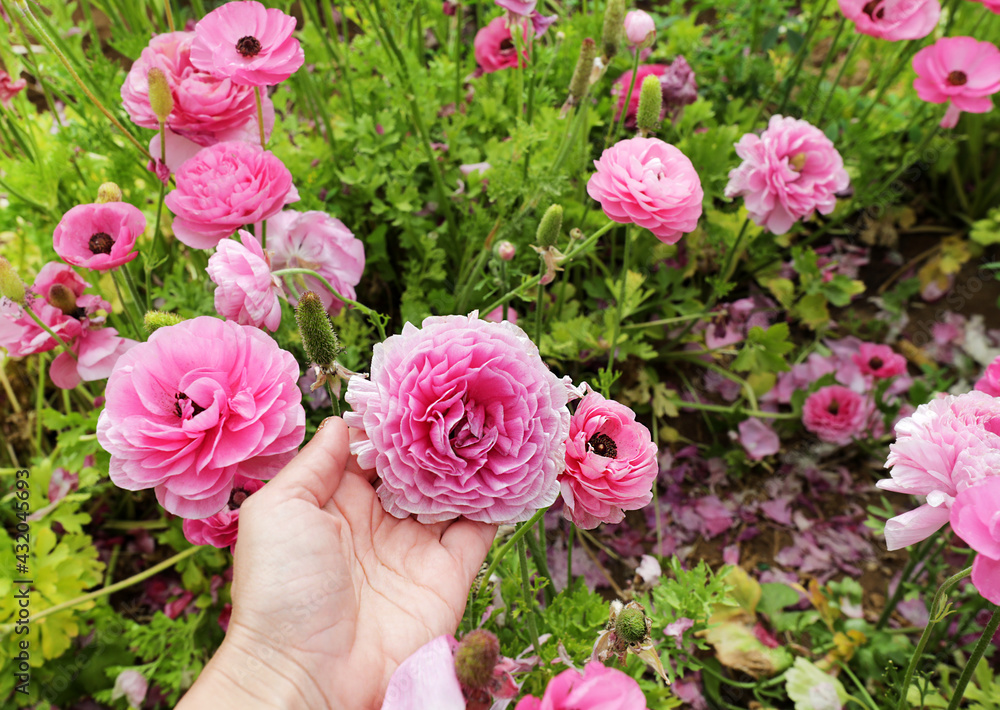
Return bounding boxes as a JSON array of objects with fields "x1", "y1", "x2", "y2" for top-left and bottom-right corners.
[
  {"x1": 345, "y1": 312, "x2": 570, "y2": 524},
  {"x1": 267, "y1": 210, "x2": 365, "y2": 316},
  {"x1": 975, "y1": 357, "x2": 1000, "y2": 396},
  {"x1": 514, "y1": 662, "x2": 647, "y2": 710},
  {"x1": 560, "y1": 392, "x2": 658, "y2": 529},
  {"x1": 738, "y1": 418, "x2": 780, "y2": 460},
  {"x1": 97, "y1": 316, "x2": 305, "y2": 518},
  {"x1": 613, "y1": 59, "x2": 697, "y2": 126},
  {"x1": 164, "y1": 141, "x2": 296, "y2": 249},
  {"x1": 725, "y1": 115, "x2": 849, "y2": 235},
  {"x1": 587, "y1": 136, "x2": 704, "y2": 244},
  {"x1": 474, "y1": 16, "x2": 531, "y2": 74},
  {"x1": 624, "y1": 10, "x2": 656, "y2": 47},
  {"x1": 852, "y1": 343, "x2": 907, "y2": 378},
  {"x1": 495, "y1": 0, "x2": 536, "y2": 15},
  {"x1": 970, "y1": 0, "x2": 1000, "y2": 13},
  {"x1": 802, "y1": 385, "x2": 872, "y2": 446},
  {"x1": 190, "y1": 1, "x2": 304, "y2": 87},
  {"x1": 50, "y1": 327, "x2": 136, "y2": 390},
  {"x1": 0, "y1": 70, "x2": 26, "y2": 107},
  {"x1": 950, "y1": 477, "x2": 1000, "y2": 604},
  {"x1": 182, "y1": 475, "x2": 264, "y2": 551},
  {"x1": 613, "y1": 65, "x2": 667, "y2": 124},
  {"x1": 52, "y1": 202, "x2": 145, "y2": 271},
  {"x1": 913, "y1": 37, "x2": 1000, "y2": 129},
  {"x1": 206, "y1": 230, "x2": 284, "y2": 331},
  {"x1": 838, "y1": 0, "x2": 940, "y2": 40}
]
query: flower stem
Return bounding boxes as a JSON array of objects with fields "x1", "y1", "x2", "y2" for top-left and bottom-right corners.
[
  {"x1": 945, "y1": 604, "x2": 1000, "y2": 710},
  {"x1": 610, "y1": 48, "x2": 641, "y2": 144},
  {"x1": 23, "y1": 309, "x2": 77, "y2": 360},
  {"x1": 876, "y1": 529, "x2": 946, "y2": 630},
  {"x1": 475, "y1": 507, "x2": 546, "y2": 601},
  {"x1": 121, "y1": 261, "x2": 146, "y2": 313},
  {"x1": 35, "y1": 353, "x2": 45, "y2": 453},
  {"x1": 806, "y1": 15, "x2": 845, "y2": 117},
  {"x1": 516, "y1": 534, "x2": 543, "y2": 657},
  {"x1": 254, "y1": 86, "x2": 266, "y2": 149},
  {"x1": 815, "y1": 33, "x2": 862, "y2": 126},
  {"x1": 453, "y1": 1, "x2": 463, "y2": 106},
  {"x1": 604, "y1": 227, "x2": 633, "y2": 395},
  {"x1": 271, "y1": 268, "x2": 387, "y2": 340},
  {"x1": 163, "y1": 0, "x2": 175, "y2": 31},
  {"x1": 776, "y1": 0, "x2": 831, "y2": 115},
  {"x1": 566, "y1": 523, "x2": 574, "y2": 587}
]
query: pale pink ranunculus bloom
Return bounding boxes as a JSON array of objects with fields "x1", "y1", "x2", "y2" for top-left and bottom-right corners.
[
  {"x1": 182, "y1": 475, "x2": 264, "y2": 551},
  {"x1": 190, "y1": 1, "x2": 304, "y2": 87},
  {"x1": 97, "y1": 316, "x2": 305, "y2": 518},
  {"x1": 50, "y1": 327, "x2": 137, "y2": 390},
  {"x1": 725, "y1": 115, "x2": 849, "y2": 235},
  {"x1": 913, "y1": 37, "x2": 1000, "y2": 129},
  {"x1": 802, "y1": 385, "x2": 872, "y2": 446},
  {"x1": 514, "y1": 662, "x2": 647, "y2": 710},
  {"x1": 484, "y1": 305, "x2": 519, "y2": 325},
  {"x1": 624, "y1": 10, "x2": 656, "y2": 47},
  {"x1": 560, "y1": 392, "x2": 658, "y2": 529},
  {"x1": 975, "y1": 356, "x2": 1000, "y2": 396},
  {"x1": 951, "y1": 477, "x2": 1000, "y2": 604},
  {"x1": 587, "y1": 136, "x2": 704, "y2": 244},
  {"x1": 165, "y1": 141, "x2": 296, "y2": 249},
  {"x1": 838, "y1": 0, "x2": 940, "y2": 40},
  {"x1": 738, "y1": 418, "x2": 780, "y2": 460},
  {"x1": 206, "y1": 230, "x2": 284, "y2": 331},
  {"x1": 496, "y1": 0, "x2": 537, "y2": 15},
  {"x1": 0, "y1": 70, "x2": 26, "y2": 107},
  {"x1": 267, "y1": 210, "x2": 365, "y2": 316},
  {"x1": 852, "y1": 343, "x2": 907, "y2": 378},
  {"x1": 345, "y1": 312, "x2": 570, "y2": 524},
  {"x1": 111, "y1": 670, "x2": 148, "y2": 709},
  {"x1": 0, "y1": 263, "x2": 98, "y2": 357},
  {"x1": 381, "y1": 636, "x2": 466, "y2": 710},
  {"x1": 879, "y1": 391, "x2": 1000, "y2": 550},
  {"x1": 52, "y1": 202, "x2": 145, "y2": 271},
  {"x1": 474, "y1": 16, "x2": 531, "y2": 74}
]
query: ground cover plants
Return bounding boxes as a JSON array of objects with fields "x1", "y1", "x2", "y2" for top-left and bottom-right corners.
[{"x1": 1, "y1": 0, "x2": 1000, "y2": 707}]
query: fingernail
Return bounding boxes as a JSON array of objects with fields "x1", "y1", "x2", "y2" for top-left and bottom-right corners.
[{"x1": 317, "y1": 417, "x2": 332, "y2": 431}]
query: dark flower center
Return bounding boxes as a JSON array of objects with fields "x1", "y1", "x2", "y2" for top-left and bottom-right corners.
[
  {"x1": 827, "y1": 400, "x2": 840, "y2": 415},
  {"x1": 862, "y1": 1, "x2": 885, "y2": 19},
  {"x1": 88, "y1": 232, "x2": 114, "y2": 255},
  {"x1": 869, "y1": 357, "x2": 884, "y2": 370},
  {"x1": 588, "y1": 432, "x2": 618, "y2": 459},
  {"x1": 499, "y1": 38, "x2": 514, "y2": 52},
  {"x1": 174, "y1": 392, "x2": 206, "y2": 418},
  {"x1": 228, "y1": 487, "x2": 250, "y2": 510},
  {"x1": 236, "y1": 35, "x2": 262, "y2": 58},
  {"x1": 948, "y1": 71, "x2": 968, "y2": 86}
]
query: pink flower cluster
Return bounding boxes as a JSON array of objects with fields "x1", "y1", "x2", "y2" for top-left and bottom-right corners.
[{"x1": 612, "y1": 58, "x2": 697, "y2": 126}]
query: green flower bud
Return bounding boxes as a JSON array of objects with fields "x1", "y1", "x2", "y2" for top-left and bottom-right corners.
[
  {"x1": 295, "y1": 291, "x2": 341, "y2": 369},
  {"x1": 47, "y1": 284, "x2": 78, "y2": 316},
  {"x1": 144, "y1": 310, "x2": 183, "y2": 334},
  {"x1": 536, "y1": 204, "x2": 563, "y2": 249},
  {"x1": 454, "y1": 630, "x2": 500, "y2": 689},
  {"x1": 615, "y1": 607, "x2": 647, "y2": 644},
  {"x1": 568, "y1": 38, "x2": 597, "y2": 103},
  {"x1": 601, "y1": 0, "x2": 626, "y2": 61},
  {"x1": 636, "y1": 74, "x2": 663, "y2": 137},
  {"x1": 147, "y1": 68, "x2": 174, "y2": 124},
  {"x1": 96, "y1": 182, "x2": 123, "y2": 204},
  {"x1": 0, "y1": 257, "x2": 25, "y2": 306}
]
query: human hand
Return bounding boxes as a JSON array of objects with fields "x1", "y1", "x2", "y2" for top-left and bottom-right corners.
[{"x1": 179, "y1": 417, "x2": 497, "y2": 710}]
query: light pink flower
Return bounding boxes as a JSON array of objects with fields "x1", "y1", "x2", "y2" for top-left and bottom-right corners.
[
  {"x1": 725, "y1": 115, "x2": 850, "y2": 235},
  {"x1": 559, "y1": 393, "x2": 658, "y2": 529},
  {"x1": 165, "y1": 141, "x2": 296, "y2": 249},
  {"x1": 345, "y1": 312, "x2": 570, "y2": 524},
  {"x1": 0, "y1": 70, "x2": 26, "y2": 107},
  {"x1": 190, "y1": 1, "x2": 304, "y2": 87},
  {"x1": 111, "y1": 670, "x2": 148, "y2": 709},
  {"x1": 970, "y1": 0, "x2": 1000, "y2": 13},
  {"x1": 97, "y1": 316, "x2": 305, "y2": 518},
  {"x1": 474, "y1": 16, "x2": 531, "y2": 74},
  {"x1": 738, "y1": 418, "x2": 780, "y2": 460},
  {"x1": 206, "y1": 230, "x2": 284, "y2": 331},
  {"x1": 52, "y1": 202, "x2": 145, "y2": 271},
  {"x1": 514, "y1": 662, "x2": 647, "y2": 710},
  {"x1": 531, "y1": 12, "x2": 558, "y2": 36},
  {"x1": 587, "y1": 136, "x2": 704, "y2": 244},
  {"x1": 484, "y1": 305, "x2": 519, "y2": 325},
  {"x1": 182, "y1": 475, "x2": 264, "y2": 550},
  {"x1": 838, "y1": 0, "x2": 940, "y2": 40},
  {"x1": 496, "y1": 0, "x2": 536, "y2": 15},
  {"x1": 267, "y1": 210, "x2": 365, "y2": 316},
  {"x1": 48, "y1": 466, "x2": 80, "y2": 504},
  {"x1": 913, "y1": 37, "x2": 1000, "y2": 129},
  {"x1": 951, "y1": 477, "x2": 1000, "y2": 604},
  {"x1": 802, "y1": 385, "x2": 871, "y2": 445},
  {"x1": 852, "y1": 343, "x2": 907, "y2": 378},
  {"x1": 975, "y1": 357, "x2": 1000, "y2": 396},
  {"x1": 624, "y1": 10, "x2": 656, "y2": 46},
  {"x1": 879, "y1": 391, "x2": 1000, "y2": 550},
  {"x1": 50, "y1": 327, "x2": 136, "y2": 390}
]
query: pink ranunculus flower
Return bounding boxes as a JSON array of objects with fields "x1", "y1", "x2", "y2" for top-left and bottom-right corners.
[
  {"x1": 190, "y1": 1, "x2": 304, "y2": 87},
  {"x1": 474, "y1": 16, "x2": 531, "y2": 74},
  {"x1": 345, "y1": 312, "x2": 570, "y2": 524},
  {"x1": 913, "y1": 37, "x2": 1000, "y2": 129},
  {"x1": 878, "y1": 391, "x2": 1000, "y2": 550},
  {"x1": 838, "y1": 0, "x2": 941, "y2": 40},
  {"x1": 182, "y1": 475, "x2": 264, "y2": 551},
  {"x1": 0, "y1": 70, "x2": 26, "y2": 107},
  {"x1": 802, "y1": 385, "x2": 871, "y2": 446},
  {"x1": 496, "y1": 0, "x2": 536, "y2": 15},
  {"x1": 50, "y1": 327, "x2": 137, "y2": 390},
  {"x1": 164, "y1": 141, "x2": 296, "y2": 249},
  {"x1": 587, "y1": 136, "x2": 704, "y2": 244},
  {"x1": 970, "y1": 0, "x2": 1000, "y2": 14},
  {"x1": 514, "y1": 662, "x2": 647, "y2": 710},
  {"x1": 52, "y1": 202, "x2": 145, "y2": 271},
  {"x1": 950, "y1": 477, "x2": 1000, "y2": 604},
  {"x1": 267, "y1": 210, "x2": 365, "y2": 316},
  {"x1": 975, "y1": 356, "x2": 1000, "y2": 396},
  {"x1": 852, "y1": 343, "x2": 907, "y2": 378},
  {"x1": 624, "y1": 10, "x2": 656, "y2": 47},
  {"x1": 725, "y1": 115, "x2": 850, "y2": 235},
  {"x1": 206, "y1": 230, "x2": 284, "y2": 331},
  {"x1": 97, "y1": 316, "x2": 305, "y2": 518},
  {"x1": 483, "y1": 305, "x2": 519, "y2": 325},
  {"x1": 560, "y1": 393, "x2": 658, "y2": 529}
]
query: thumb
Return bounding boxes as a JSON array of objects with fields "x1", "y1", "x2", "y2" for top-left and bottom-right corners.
[{"x1": 267, "y1": 416, "x2": 351, "y2": 507}]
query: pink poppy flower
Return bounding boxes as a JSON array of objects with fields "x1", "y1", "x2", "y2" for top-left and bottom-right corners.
[
  {"x1": 624, "y1": 10, "x2": 656, "y2": 47},
  {"x1": 182, "y1": 475, "x2": 264, "y2": 550},
  {"x1": 345, "y1": 312, "x2": 570, "y2": 524},
  {"x1": 0, "y1": 70, "x2": 26, "y2": 107},
  {"x1": 206, "y1": 230, "x2": 284, "y2": 331},
  {"x1": 559, "y1": 392, "x2": 658, "y2": 529},
  {"x1": 587, "y1": 136, "x2": 704, "y2": 244},
  {"x1": 613, "y1": 59, "x2": 698, "y2": 126},
  {"x1": 852, "y1": 343, "x2": 907, "y2": 378},
  {"x1": 52, "y1": 202, "x2": 145, "y2": 271},
  {"x1": 738, "y1": 418, "x2": 781, "y2": 460},
  {"x1": 802, "y1": 385, "x2": 872, "y2": 445},
  {"x1": 950, "y1": 477, "x2": 1000, "y2": 604},
  {"x1": 838, "y1": 0, "x2": 940, "y2": 40},
  {"x1": 514, "y1": 662, "x2": 647, "y2": 710},
  {"x1": 913, "y1": 37, "x2": 1000, "y2": 129},
  {"x1": 970, "y1": 0, "x2": 1000, "y2": 13},
  {"x1": 496, "y1": 0, "x2": 536, "y2": 15},
  {"x1": 50, "y1": 327, "x2": 137, "y2": 390},
  {"x1": 725, "y1": 115, "x2": 850, "y2": 235},
  {"x1": 975, "y1": 356, "x2": 1000, "y2": 396},
  {"x1": 97, "y1": 316, "x2": 305, "y2": 518},
  {"x1": 474, "y1": 16, "x2": 531, "y2": 74},
  {"x1": 267, "y1": 210, "x2": 365, "y2": 316},
  {"x1": 164, "y1": 141, "x2": 296, "y2": 249},
  {"x1": 190, "y1": 1, "x2": 304, "y2": 87}
]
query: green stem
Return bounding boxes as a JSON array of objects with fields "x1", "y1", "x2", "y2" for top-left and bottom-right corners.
[
  {"x1": 815, "y1": 33, "x2": 862, "y2": 126},
  {"x1": 874, "y1": 119, "x2": 942, "y2": 198},
  {"x1": 35, "y1": 353, "x2": 45, "y2": 454},
  {"x1": 121, "y1": 262, "x2": 146, "y2": 313},
  {"x1": 110, "y1": 269, "x2": 142, "y2": 340},
  {"x1": 23, "y1": 309, "x2": 77, "y2": 359},
  {"x1": 945, "y1": 604, "x2": 1000, "y2": 710},
  {"x1": 806, "y1": 15, "x2": 846, "y2": 117},
  {"x1": 776, "y1": 0, "x2": 831, "y2": 115},
  {"x1": 604, "y1": 227, "x2": 632, "y2": 395},
  {"x1": 453, "y1": 0, "x2": 463, "y2": 106},
  {"x1": 566, "y1": 523, "x2": 574, "y2": 587},
  {"x1": 611, "y1": 48, "x2": 641, "y2": 143},
  {"x1": 851, "y1": 39, "x2": 913, "y2": 130},
  {"x1": 163, "y1": 0, "x2": 175, "y2": 31},
  {"x1": 720, "y1": 218, "x2": 751, "y2": 284},
  {"x1": 254, "y1": 86, "x2": 266, "y2": 149},
  {"x1": 623, "y1": 312, "x2": 712, "y2": 330},
  {"x1": 516, "y1": 535, "x2": 543, "y2": 656},
  {"x1": 877, "y1": 529, "x2": 946, "y2": 630},
  {"x1": 271, "y1": 268, "x2": 387, "y2": 340},
  {"x1": 475, "y1": 508, "x2": 546, "y2": 600},
  {"x1": 676, "y1": 399, "x2": 799, "y2": 419}
]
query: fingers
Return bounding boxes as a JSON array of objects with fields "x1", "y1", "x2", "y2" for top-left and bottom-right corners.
[
  {"x1": 441, "y1": 520, "x2": 498, "y2": 582},
  {"x1": 268, "y1": 416, "x2": 351, "y2": 507}
]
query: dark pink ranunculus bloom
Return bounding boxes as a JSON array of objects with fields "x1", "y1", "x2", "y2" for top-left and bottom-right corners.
[
  {"x1": 52, "y1": 202, "x2": 145, "y2": 271},
  {"x1": 975, "y1": 357, "x2": 1000, "y2": 396},
  {"x1": 560, "y1": 392, "x2": 658, "y2": 529},
  {"x1": 345, "y1": 312, "x2": 570, "y2": 524},
  {"x1": 0, "y1": 70, "x2": 26, "y2": 107},
  {"x1": 182, "y1": 475, "x2": 264, "y2": 550},
  {"x1": 951, "y1": 477, "x2": 1000, "y2": 604},
  {"x1": 474, "y1": 16, "x2": 531, "y2": 74},
  {"x1": 97, "y1": 316, "x2": 305, "y2": 518},
  {"x1": 0, "y1": 263, "x2": 93, "y2": 356},
  {"x1": 971, "y1": 0, "x2": 1000, "y2": 13},
  {"x1": 514, "y1": 662, "x2": 647, "y2": 710},
  {"x1": 802, "y1": 385, "x2": 872, "y2": 446},
  {"x1": 190, "y1": 1, "x2": 304, "y2": 87},
  {"x1": 852, "y1": 343, "x2": 907, "y2": 378},
  {"x1": 913, "y1": 36, "x2": 1000, "y2": 129},
  {"x1": 838, "y1": 0, "x2": 940, "y2": 40},
  {"x1": 206, "y1": 230, "x2": 284, "y2": 331}
]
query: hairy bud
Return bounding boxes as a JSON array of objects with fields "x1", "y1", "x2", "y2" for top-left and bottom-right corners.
[
  {"x1": 147, "y1": 68, "x2": 174, "y2": 124},
  {"x1": 454, "y1": 630, "x2": 500, "y2": 690},
  {"x1": 296, "y1": 291, "x2": 341, "y2": 369},
  {"x1": 0, "y1": 257, "x2": 25, "y2": 306},
  {"x1": 568, "y1": 38, "x2": 597, "y2": 103},
  {"x1": 143, "y1": 310, "x2": 183, "y2": 334},
  {"x1": 96, "y1": 182, "x2": 123, "y2": 204},
  {"x1": 601, "y1": 0, "x2": 626, "y2": 61},
  {"x1": 636, "y1": 75, "x2": 663, "y2": 137},
  {"x1": 47, "y1": 284, "x2": 78, "y2": 316},
  {"x1": 536, "y1": 204, "x2": 564, "y2": 249},
  {"x1": 615, "y1": 607, "x2": 647, "y2": 644}
]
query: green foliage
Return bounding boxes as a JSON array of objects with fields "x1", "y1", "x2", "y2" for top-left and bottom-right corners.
[{"x1": 733, "y1": 322, "x2": 795, "y2": 373}]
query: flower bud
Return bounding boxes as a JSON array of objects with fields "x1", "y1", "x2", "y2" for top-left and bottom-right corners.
[
  {"x1": 624, "y1": 10, "x2": 655, "y2": 48},
  {"x1": 96, "y1": 182, "x2": 123, "y2": 204},
  {"x1": 454, "y1": 630, "x2": 500, "y2": 690},
  {"x1": 497, "y1": 240, "x2": 516, "y2": 261},
  {"x1": 536, "y1": 204, "x2": 563, "y2": 249},
  {"x1": 295, "y1": 291, "x2": 341, "y2": 369},
  {"x1": 601, "y1": 0, "x2": 626, "y2": 61},
  {"x1": 615, "y1": 606, "x2": 647, "y2": 644},
  {"x1": 0, "y1": 256, "x2": 25, "y2": 306},
  {"x1": 143, "y1": 310, "x2": 183, "y2": 334},
  {"x1": 636, "y1": 74, "x2": 663, "y2": 137},
  {"x1": 568, "y1": 38, "x2": 597, "y2": 103},
  {"x1": 47, "y1": 284, "x2": 78, "y2": 315},
  {"x1": 146, "y1": 68, "x2": 174, "y2": 124}
]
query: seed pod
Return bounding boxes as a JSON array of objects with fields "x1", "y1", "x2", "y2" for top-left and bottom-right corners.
[
  {"x1": 147, "y1": 67, "x2": 174, "y2": 124},
  {"x1": 536, "y1": 204, "x2": 564, "y2": 249},
  {"x1": 568, "y1": 38, "x2": 597, "y2": 104},
  {"x1": 601, "y1": 0, "x2": 626, "y2": 61},
  {"x1": 143, "y1": 310, "x2": 183, "y2": 334},
  {"x1": 454, "y1": 630, "x2": 500, "y2": 690},
  {"x1": 0, "y1": 256, "x2": 25, "y2": 306},
  {"x1": 295, "y1": 291, "x2": 341, "y2": 369},
  {"x1": 47, "y1": 284, "x2": 78, "y2": 316},
  {"x1": 615, "y1": 606, "x2": 647, "y2": 644},
  {"x1": 96, "y1": 182, "x2": 123, "y2": 204},
  {"x1": 636, "y1": 74, "x2": 663, "y2": 137}
]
